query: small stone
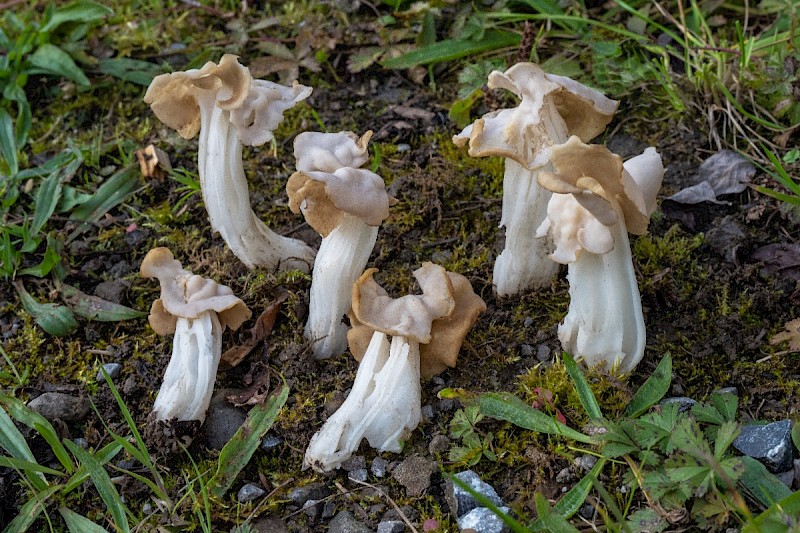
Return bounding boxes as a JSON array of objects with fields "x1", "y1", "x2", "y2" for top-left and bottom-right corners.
[
  {"x1": 322, "y1": 501, "x2": 337, "y2": 519},
  {"x1": 536, "y1": 344, "x2": 551, "y2": 362},
  {"x1": 431, "y1": 250, "x2": 453, "y2": 264},
  {"x1": 438, "y1": 399, "x2": 455, "y2": 413},
  {"x1": 733, "y1": 419, "x2": 794, "y2": 473},
  {"x1": 261, "y1": 435, "x2": 282, "y2": 450},
  {"x1": 73, "y1": 438, "x2": 88, "y2": 449},
  {"x1": 432, "y1": 376, "x2": 445, "y2": 386},
  {"x1": 195, "y1": 389, "x2": 246, "y2": 450},
  {"x1": 519, "y1": 344, "x2": 534, "y2": 357},
  {"x1": 251, "y1": 516, "x2": 289, "y2": 533},
  {"x1": 392, "y1": 455, "x2": 437, "y2": 497},
  {"x1": 289, "y1": 482, "x2": 331, "y2": 506},
  {"x1": 237, "y1": 483, "x2": 265, "y2": 503},
  {"x1": 715, "y1": 387, "x2": 738, "y2": 396},
  {"x1": 303, "y1": 499, "x2": 321, "y2": 519},
  {"x1": 776, "y1": 469, "x2": 794, "y2": 487},
  {"x1": 382, "y1": 506, "x2": 418, "y2": 523},
  {"x1": 660, "y1": 396, "x2": 697, "y2": 412},
  {"x1": 377, "y1": 520, "x2": 404, "y2": 533},
  {"x1": 428, "y1": 434, "x2": 451, "y2": 456},
  {"x1": 397, "y1": 143, "x2": 411, "y2": 152},
  {"x1": 556, "y1": 467, "x2": 574, "y2": 484},
  {"x1": 342, "y1": 455, "x2": 367, "y2": 472},
  {"x1": 574, "y1": 455, "x2": 597, "y2": 472},
  {"x1": 371, "y1": 457, "x2": 389, "y2": 478},
  {"x1": 348, "y1": 468, "x2": 368, "y2": 483},
  {"x1": 421, "y1": 404, "x2": 435, "y2": 420},
  {"x1": 523, "y1": 317, "x2": 534, "y2": 328},
  {"x1": 27, "y1": 393, "x2": 90, "y2": 422},
  {"x1": 579, "y1": 503, "x2": 595, "y2": 520},
  {"x1": 328, "y1": 510, "x2": 372, "y2": 533},
  {"x1": 445, "y1": 470, "x2": 503, "y2": 517},
  {"x1": 457, "y1": 506, "x2": 511, "y2": 533},
  {"x1": 94, "y1": 280, "x2": 130, "y2": 304},
  {"x1": 97, "y1": 362, "x2": 123, "y2": 382}
]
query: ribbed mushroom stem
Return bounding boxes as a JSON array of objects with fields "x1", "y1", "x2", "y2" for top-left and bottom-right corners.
[
  {"x1": 558, "y1": 214, "x2": 645, "y2": 373},
  {"x1": 494, "y1": 159, "x2": 559, "y2": 296},
  {"x1": 152, "y1": 312, "x2": 222, "y2": 422},
  {"x1": 306, "y1": 213, "x2": 378, "y2": 359},
  {"x1": 197, "y1": 103, "x2": 315, "y2": 271}
]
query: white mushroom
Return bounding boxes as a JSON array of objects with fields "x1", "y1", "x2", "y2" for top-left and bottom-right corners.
[
  {"x1": 286, "y1": 131, "x2": 392, "y2": 359},
  {"x1": 144, "y1": 54, "x2": 315, "y2": 271},
  {"x1": 453, "y1": 62, "x2": 619, "y2": 296},
  {"x1": 535, "y1": 136, "x2": 664, "y2": 372},
  {"x1": 140, "y1": 247, "x2": 251, "y2": 422},
  {"x1": 304, "y1": 263, "x2": 485, "y2": 471}
]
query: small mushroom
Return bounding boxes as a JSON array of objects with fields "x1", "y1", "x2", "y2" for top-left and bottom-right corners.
[
  {"x1": 144, "y1": 55, "x2": 315, "y2": 271},
  {"x1": 453, "y1": 62, "x2": 619, "y2": 296},
  {"x1": 140, "y1": 247, "x2": 251, "y2": 423},
  {"x1": 535, "y1": 136, "x2": 664, "y2": 372},
  {"x1": 286, "y1": 131, "x2": 393, "y2": 359},
  {"x1": 304, "y1": 263, "x2": 485, "y2": 472}
]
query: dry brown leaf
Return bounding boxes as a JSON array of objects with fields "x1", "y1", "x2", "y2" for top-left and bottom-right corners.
[
  {"x1": 136, "y1": 144, "x2": 171, "y2": 180},
  {"x1": 770, "y1": 318, "x2": 800, "y2": 352},
  {"x1": 226, "y1": 366, "x2": 271, "y2": 407},
  {"x1": 220, "y1": 292, "x2": 289, "y2": 368}
]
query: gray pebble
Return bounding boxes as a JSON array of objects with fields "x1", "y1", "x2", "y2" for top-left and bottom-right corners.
[
  {"x1": 289, "y1": 482, "x2": 331, "y2": 506},
  {"x1": 428, "y1": 434, "x2": 451, "y2": 456},
  {"x1": 94, "y1": 280, "x2": 130, "y2": 304},
  {"x1": 342, "y1": 455, "x2": 366, "y2": 472},
  {"x1": 715, "y1": 387, "x2": 738, "y2": 396},
  {"x1": 446, "y1": 470, "x2": 503, "y2": 517},
  {"x1": 371, "y1": 457, "x2": 388, "y2": 478},
  {"x1": 579, "y1": 503, "x2": 595, "y2": 520},
  {"x1": 73, "y1": 438, "x2": 89, "y2": 449},
  {"x1": 237, "y1": 483, "x2": 265, "y2": 503},
  {"x1": 776, "y1": 469, "x2": 794, "y2": 488},
  {"x1": 457, "y1": 506, "x2": 510, "y2": 533},
  {"x1": 328, "y1": 510, "x2": 372, "y2": 533},
  {"x1": 195, "y1": 389, "x2": 246, "y2": 450},
  {"x1": 392, "y1": 455, "x2": 436, "y2": 497},
  {"x1": 377, "y1": 520, "x2": 404, "y2": 533},
  {"x1": 519, "y1": 344, "x2": 534, "y2": 357},
  {"x1": 523, "y1": 317, "x2": 534, "y2": 328},
  {"x1": 348, "y1": 468, "x2": 368, "y2": 483},
  {"x1": 303, "y1": 499, "x2": 321, "y2": 519},
  {"x1": 660, "y1": 396, "x2": 697, "y2": 412},
  {"x1": 438, "y1": 398, "x2": 456, "y2": 413},
  {"x1": 97, "y1": 362, "x2": 123, "y2": 382},
  {"x1": 396, "y1": 144, "x2": 411, "y2": 152},
  {"x1": 574, "y1": 455, "x2": 597, "y2": 472},
  {"x1": 733, "y1": 419, "x2": 794, "y2": 472},
  {"x1": 421, "y1": 404, "x2": 435, "y2": 420},
  {"x1": 322, "y1": 501, "x2": 337, "y2": 519},
  {"x1": 27, "y1": 393, "x2": 90, "y2": 422},
  {"x1": 536, "y1": 344, "x2": 551, "y2": 362},
  {"x1": 556, "y1": 467, "x2": 574, "y2": 484},
  {"x1": 261, "y1": 435, "x2": 283, "y2": 450}
]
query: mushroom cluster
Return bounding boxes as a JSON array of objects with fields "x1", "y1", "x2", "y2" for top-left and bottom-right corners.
[
  {"x1": 140, "y1": 247, "x2": 251, "y2": 424},
  {"x1": 454, "y1": 62, "x2": 619, "y2": 297},
  {"x1": 304, "y1": 263, "x2": 486, "y2": 472},
  {"x1": 287, "y1": 131, "x2": 393, "y2": 359},
  {"x1": 144, "y1": 55, "x2": 315, "y2": 271},
  {"x1": 535, "y1": 136, "x2": 664, "y2": 372}
]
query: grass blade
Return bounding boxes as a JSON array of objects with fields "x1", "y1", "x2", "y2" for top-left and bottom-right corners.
[
  {"x1": 63, "y1": 441, "x2": 122, "y2": 494},
  {"x1": 64, "y1": 440, "x2": 131, "y2": 533},
  {"x1": 534, "y1": 493, "x2": 581, "y2": 532},
  {"x1": 0, "y1": 108, "x2": 18, "y2": 175},
  {"x1": 382, "y1": 30, "x2": 520, "y2": 69},
  {"x1": 0, "y1": 456, "x2": 64, "y2": 476},
  {"x1": 59, "y1": 507, "x2": 112, "y2": 533},
  {"x1": 744, "y1": 489, "x2": 800, "y2": 533},
  {"x1": 624, "y1": 354, "x2": 672, "y2": 418},
  {"x1": 476, "y1": 392, "x2": 595, "y2": 444},
  {"x1": 1, "y1": 485, "x2": 60, "y2": 533},
  {"x1": 208, "y1": 383, "x2": 289, "y2": 498},
  {"x1": 0, "y1": 404, "x2": 48, "y2": 491},
  {"x1": 738, "y1": 456, "x2": 792, "y2": 508},
  {"x1": 449, "y1": 473, "x2": 529, "y2": 533},
  {"x1": 529, "y1": 458, "x2": 606, "y2": 531},
  {"x1": 68, "y1": 166, "x2": 140, "y2": 241},
  {"x1": 562, "y1": 352, "x2": 602, "y2": 420}
]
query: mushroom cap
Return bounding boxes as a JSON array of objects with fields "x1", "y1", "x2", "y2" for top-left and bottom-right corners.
[
  {"x1": 144, "y1": 54, "x2": 251, "y2": 139},
  {"x1": 140, "y1": 248, "x2": 251, "y2": 335},
  {"x1": 538, "y1": 136, "x2": 654, "y2": 235},
  {"x1": 230, "y1": 79, "x2": 312, "y2": 146},
  {"x1": 286, "y1": 131, "x2": 391, "y2": 236},
  {"x1": 347, "y1": 263, "x2": 486, "y2": 378},
  {"x1": 535, "y1": 193, "x2": 616, "y2": 264},
  {"x1": 453, "y1": 63, "x2": 619, "y2": 169}
]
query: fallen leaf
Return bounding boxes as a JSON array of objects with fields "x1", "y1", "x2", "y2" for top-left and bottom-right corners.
[
  {"x1": 751, "y1": 243, "x2": 800, "y2": 281},
  {"x1": 135, "y1": 144, "x2": 171, "y2": 180},
  {"x1": 59, "y1": 283, "x2": 147, "y2": 322},
  {"x1": 227, "y1": 366, "x2": 271, "y2": 407},
  {"x1": 391, "y1": 105, "x2": 435, "y2": 121},
  {"x1": 770, "y1": 318, "x2": 800, "y2": 351},
  {"x1": 668, "y1": 150, "x2": 756, "y2": 204},
  {"x1": 221, "y1": 292, "x2": 289, "y2": 368}
]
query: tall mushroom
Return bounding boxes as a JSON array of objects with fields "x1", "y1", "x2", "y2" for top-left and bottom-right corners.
[
  {"x1": 304, "y1": 263, "x2": 486, "y2": 471},
  {"x1": 140, "y1": 247, "x2": 251, "y2": 425},
  {"x1": 453, "y1": 62, "x2": 619, "y2": 297},
  {"x1": 286, "y1": 131, "x2": 392, "y2": 359},
  {"x1": 144, "y1": 54, "x2": 315, "y2": 271},
  {"x1": 535, "y1": 136, "x2": 664, "y2": 372}
]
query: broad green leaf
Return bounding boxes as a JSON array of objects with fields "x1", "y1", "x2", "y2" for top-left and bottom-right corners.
[
  {"x1": 0, "y1": 108, "x2": 18, "y2": 175},
  {"x1": 562, "y1": 352, "x2": 602, "y2": 420},
  {"x1": 63, "y1": 441, "x2": 122, "y2": 494},
  {"x1": 738, "y1": 456, "x2": 792, "y2": 508},
  {"x1": 32, "y1": 167, "x2": 64, "y2": 234},
  {"x1": 713, "y1": 420, "x2": 740, "y2": 459},
  {"x1": 448, "y1": 88, "x2": 483, "y2": 129},
  {"x1": 64, "y1": 440, "x2": 130, "y2": 533},
  {"x1": 208, "y1": 384, "x2": 289, "y2": 498},
  {"x1": 59, "y1": 507, "x2": 112, "y2": 533},
  {"x1": 0, "y1": 405, "x2": 48, "y2": 491},
  {"x1": 450, "y1": 474, "x2": 529, "y2": 533},
  {"x1": 534, "y1": 493, "x2": 581, "y2": 532},
  {"x1": 710, "y1": 391, "x2": 738, "y2": 422},
  {"x1": 792, "y1": 420, "x2": 800, "y2": 452},
  {"x1": 14, "y1": 99, "x2": 31, "y2": 149},
  {"x1": 29, "y1": 44, "x2": 90, "y2": 86},
  {"x1": 0, "y1": 456, "x2": 64, "y2": 476},
  {"x1": 18, "y1": 234, "x2": 62, "y2": 278},
  {"x1": 382, "y1": 30, "x2": 521, "y2": 69},
  {"x1": 476, "y1": 392, "x2": 595, "y2": 444},
  {"x1": 58, "y1": 186, "x2": 93, "y2": 212},
  {"x1": 69, "y1": 166, "x2": 140, "y2": 241},
  {"x1": 744, "y1": 489, "x2": 800, "y2": 533},
  {"x1": 60, "y1": 283, "x2": 146, "y2": 322},
  {"x1": 1, "y1": 485, "x2": 60, "y2": 533},
  {"x1": 529, "y1": 458, "x2": 606, "y2": 531},
  {"x1": 14, "y1": 280, "x2": 78, "y2": 336},
  {"x1": 97, "y1": 58, "x2": 163, "y2": 86},
  {"x1": 624, "y1": 354, "x2": 672, "y2": 418},
  {"x1": 0, "y1": 393, "x2": 74, "y2": 473},
  {"x1": 40, "y1": 0, "x2": 112, "y2": 32}
]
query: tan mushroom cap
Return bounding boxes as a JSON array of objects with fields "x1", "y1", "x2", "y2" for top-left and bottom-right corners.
[
  {"x1": 143, "y1": 54, "x2": 251, "y2": 139},
  {"x1": 140, "y1": 247, "x2": 251, "y2": 335},
  {"x1": 347, "y1": 264, "x2": 486, "y2": 378},
  {"x1": 538, "y1": 136, "x2": 651, "y2": 235},
  {"x1": 286, "y1": 131, "x2": 392, "y2": 237}
]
